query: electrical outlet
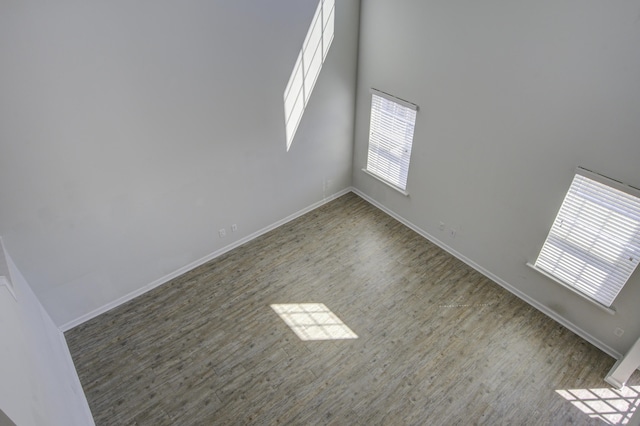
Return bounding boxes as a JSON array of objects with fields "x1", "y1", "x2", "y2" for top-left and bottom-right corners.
[
  {"x1": 439, "y1": 222, "x2": 445, "y2": 231},
  {"x1": 219, "y1": 228, "x2": 226, "y2": 238},
  {"x1": 614, "y1": 328, "x2": 624, "y2": 337},
  {"x1": 231, "y1": 224, "x2": 238, "y2": 232},
  {"x1": 449, "y1": 228, "x2": 457, "y2": 238}
]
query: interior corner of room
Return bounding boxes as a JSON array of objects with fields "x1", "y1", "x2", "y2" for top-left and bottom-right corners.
[{"x1": 1, "y1": 0, "x2": 640, "y2": 424}]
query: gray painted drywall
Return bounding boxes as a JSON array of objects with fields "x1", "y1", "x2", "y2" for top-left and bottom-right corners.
[
  {"x1": 352, "y1": 0, "x2": 640, "y2": 356},
  {"x1": 0, "y1": 251, "x2": 93, "y2": 425},
  {"x1": 0, "y1": 0, "x2": 360, "y2": 326},
  {"x1": 0, "y1": 409, "x2": 16, "y2": 426}
]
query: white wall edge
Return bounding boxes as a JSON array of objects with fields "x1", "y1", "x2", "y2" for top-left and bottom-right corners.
[
  {"x1": 56, "y1": 330, "x2": 96, "y2": 425},
  {"x1": 605, "y1": 359, "x2": 625, "y2": 388},
  {"x1": 350, "y1": 188, "x2": 622, "y2": 360},
  {"x1": 6, "y1": 250, "x2": 96, "y2": 425},
  {"x1": 60, "y1": 188, "x2": 353, "y2": 332}
]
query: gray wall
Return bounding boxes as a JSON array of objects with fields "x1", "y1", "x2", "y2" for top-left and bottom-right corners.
[
  {"x1": 0, "y1": 0, "x2": 360, "y2": 326},
  {"x1": 352, "y1": 0, "x2": 640, "y2": 356},
  {"x1": 0, "y1": 251, "x2": 93, "y2": 426},
  {"x1": 2, "y1": 0, "x2": 639, "y2": 360}
]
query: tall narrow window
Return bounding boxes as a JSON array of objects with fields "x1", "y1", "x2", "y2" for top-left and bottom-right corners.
[
  {"x1": 363, "y1": 89, "x2": 418, "y2": 194},
  {"x1": 283, "y1": 0, "x2": 335, "y2": 151},
  {"x1": 0, "y1": 237, "x2": 16, "y2": 300},
  {"x1": 532, "y1": 168, "x2": 640, "y2": 308}
]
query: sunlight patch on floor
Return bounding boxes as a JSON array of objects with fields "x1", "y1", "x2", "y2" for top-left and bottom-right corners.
[
  {"x1": 271, "y1": 303, "x2": 357, "y2": 341},
  {"x1": 556, "y1": 385, "x2": 640, "y2": 424}
]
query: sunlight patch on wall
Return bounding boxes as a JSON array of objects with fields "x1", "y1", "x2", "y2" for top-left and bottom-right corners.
[
  {"x1": 283, "y1": 0, "x2": 335, "y2": 151},
  {"x1": 271, "y1": 303, "x2": 357, "y2": 341},
  {"x1": 556, "y1": 385, "x2": 640, "y2": 424}
]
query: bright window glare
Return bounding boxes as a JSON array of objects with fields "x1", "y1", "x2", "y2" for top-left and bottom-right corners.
[
  {"x1": 283, "y1": 0, "x2": 335, "y2": 151},
  {"x1": 271, "y1": 303, "x2": 358, "y2": 341}
]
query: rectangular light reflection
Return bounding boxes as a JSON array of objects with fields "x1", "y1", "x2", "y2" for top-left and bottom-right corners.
[{"x1": 271, "y1": 303, "x2": 358, "y2": 341}]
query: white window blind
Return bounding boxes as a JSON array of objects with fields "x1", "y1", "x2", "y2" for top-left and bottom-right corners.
[
  {"x1": 365, "y1": 89, "x2": 418, "y2": 192},
  {"x1": 283, "y1": 0, "x2": 335, "y2": 151},
  {"x1": 534, "y1": 169, "x2": 640, "y2": 308}
]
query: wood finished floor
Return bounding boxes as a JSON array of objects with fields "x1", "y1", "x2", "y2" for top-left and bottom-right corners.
[{"x1": 66, "y1": 192, "x2": 640, "y2": 425}]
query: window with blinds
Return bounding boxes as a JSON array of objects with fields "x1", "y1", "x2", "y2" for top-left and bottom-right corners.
[
  {"x1": 364, "y1": 89, "x2": 418, "y2": 193},
  {"x1": 283, "y1": 0, "x2": 335, "y2": 151},
  {"x1": 533, "y1": 168, "x2": 640, "y2": 308}
]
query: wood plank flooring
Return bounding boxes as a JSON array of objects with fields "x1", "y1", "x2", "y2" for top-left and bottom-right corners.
[{"x1": 65, "y1": 192, "x2": 640, "y2": 425}]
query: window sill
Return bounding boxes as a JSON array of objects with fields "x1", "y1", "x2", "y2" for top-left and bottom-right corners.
[
  {"x1": 526, "y1": 262, "x2": 616, "y2": 315},
  {"x1": 362, "y1": 169, "x2": 410, "y2": 197}
]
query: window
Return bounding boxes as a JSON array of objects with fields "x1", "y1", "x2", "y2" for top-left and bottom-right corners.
[
  {"x1": 283, "y1": 0, "x2": 335, "y2": 151},
  {"x1": 532, "y1": 168, "x2": 640, "y2": 309},
  {"x1": 364, "y1": 89, "x2": 418, "y2": 194},
  {"x1": 0, "y1": 237, "x2": 16, "y2": 300}
]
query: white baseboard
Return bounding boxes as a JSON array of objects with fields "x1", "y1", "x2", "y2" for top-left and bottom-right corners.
[
  {"x1": 605, "y1": 359, "x2": 625, "y2": 388},
  {"x1": 350, "y1": 188, "x2": 622, "y2": 360},
  {"x1": 59, "y1": 188, "x2": 353, "y2": 332},
  {"x1": 60, "y1": 186, "x2": 623, "y2": 361}
]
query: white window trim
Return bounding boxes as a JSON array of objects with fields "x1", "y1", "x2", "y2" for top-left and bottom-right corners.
[
  {"x1": 363, "y1": 88, "x2": 418, "y2": 195},
  {"x1": 369, "y1": 88, "x2": 418, "y2": 110},
  {"x1": 361, "y1": 168, "x2": 410, "y2": 196},
  {"x1": 527, "y1": 262, "x2": 616, "y2": 315},
  {"x1": 529, "y1": 167, "x2": 640, "y2": 314}
]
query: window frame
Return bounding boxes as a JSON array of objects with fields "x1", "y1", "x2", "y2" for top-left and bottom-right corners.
[
  {"x1": 363, "y1": 88, "x2": 418, "y2": 195},
  {"x1": 528, "y1": 167, "x2": 640, "y2": 313}
]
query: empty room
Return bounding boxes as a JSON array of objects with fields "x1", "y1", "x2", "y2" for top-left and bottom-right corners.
[{"x1": 1, "y1": 0, "x2": 640, "y2": 424}]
